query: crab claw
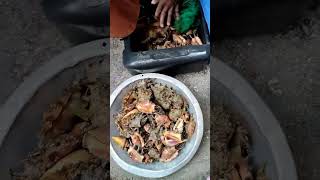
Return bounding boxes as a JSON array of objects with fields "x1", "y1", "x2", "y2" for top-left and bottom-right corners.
[
  {"x1": 112, "y1": 136, "x2": 127, "y2": 149},
  {"x1": 161, "y1": 131, "x2": 184, "y2": 147},
  {"x1": 128, "y1": 146, "x2": 144, "y2": 163},
  {"x1": 160, "y1": 147, "x2": 179, "y2": 162},
  {"x1": 131, "y1": 132, "x2": 145, "y2": 147},
  {"x1": 136, "y1": 101, "x2": 155, "y2": 114}
]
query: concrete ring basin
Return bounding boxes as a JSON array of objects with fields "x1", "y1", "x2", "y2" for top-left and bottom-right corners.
[{"x1": 211, "y1": 58, "x2": 297, "y2": 180}]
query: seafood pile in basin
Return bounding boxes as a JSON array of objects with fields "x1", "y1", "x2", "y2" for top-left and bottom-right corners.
[
  {"x1": 12, "y1": 61, "x2": 109, "y2": 180},
  {"x1": 112, "y1": 80, "x2": 196, "y2": 163},
  {"x1": 141, "y1": 22, "x2": 203, "y2": 50},
  {"x1": 211, "y1": 106, "x2": 268, "y2": 180}
]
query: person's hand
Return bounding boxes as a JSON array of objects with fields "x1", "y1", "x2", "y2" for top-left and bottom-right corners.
[{"x1": 151, "y1": 0, "x2": 180, "y2": 27}]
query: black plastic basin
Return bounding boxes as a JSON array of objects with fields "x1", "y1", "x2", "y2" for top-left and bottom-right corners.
[{"x1": 122, "y1": 10, "x2": 210, "y2": 73}]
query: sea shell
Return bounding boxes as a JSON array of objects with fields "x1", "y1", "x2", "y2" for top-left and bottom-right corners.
[
  {"x1": 161, "y1": 131, "x2": 184, "y2": 147},
  {"x1": 136, "y1": 101, "x2": 155, "y2": 113},
  {"x1": 112, "y1": 136, "x2": 127, "y2": 149},
  {"x1": 128, "y1": 147, "x2": 144, "y2": 163}
]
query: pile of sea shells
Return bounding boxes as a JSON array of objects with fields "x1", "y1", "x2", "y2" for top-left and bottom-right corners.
[{"x1": 113, "y1": 80, "x2": 196, "y2": 163}]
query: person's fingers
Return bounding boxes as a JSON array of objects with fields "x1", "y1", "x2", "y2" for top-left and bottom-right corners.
[
  {"x1": 167, "y1": 7, "x2": 174, "y2": 26},
  {"x1": 155, "y1": 1, "x2": 164, "y2": 18},
  {"x1": 175, "y1": 5, "x2": 180, "y2": 20},
  {"x1": 151, "y1": 0, "x2": 159, "y2": 5},
  {"x1": 160, "y1": 6, "x2": 169, "y2": 27}
]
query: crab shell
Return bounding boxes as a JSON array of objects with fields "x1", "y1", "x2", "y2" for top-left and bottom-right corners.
[
  {"x1": 131, "y1": 132, "x2": 145, "y2": 147},
  {"x1": 136, "y1": 101, "x2": 156, "y2": 114},
  {"x1": 155, "y1": 114, "x2": 171, "y2": 128},
  {"x1": 161, "y1": 131, "x2": 185, "y2": 147},
  {"x1": 128, "y1": 146, "x2": 144, "y2": 163},
  {"x1": 160, "y1": 147, "x2": 179, "y2": 162}
]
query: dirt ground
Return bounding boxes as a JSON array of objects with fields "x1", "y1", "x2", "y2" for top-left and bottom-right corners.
[
  {"x1": 0, "y1": 0, "x2": 71, "y2": 105},
  {"x1": 213, "y1": 4, "x2": 320, "y2": 180}
]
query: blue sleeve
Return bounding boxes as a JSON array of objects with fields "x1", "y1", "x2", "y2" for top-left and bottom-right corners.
[{"x1": 199, "y1": 0, "x2": 210, "y2": 33}]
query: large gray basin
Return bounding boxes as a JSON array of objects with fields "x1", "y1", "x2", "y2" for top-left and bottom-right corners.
[
  {"x1": 0, "y1": 39, "x2": 109, "y2": 179},
  {"x1": 211, "y1": 58, "x2": 297, "y2": 180}
]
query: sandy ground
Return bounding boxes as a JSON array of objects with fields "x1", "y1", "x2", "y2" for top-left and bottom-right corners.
[
  {"x1": 0, "y1": 0, "x2": 71, "y2": 105},
  {"x1": 213, "y1": 6, "x2": 320, "y2": 180},
  {"x1": 110, "y1": 38, "x2": 210, "y2": 179}
]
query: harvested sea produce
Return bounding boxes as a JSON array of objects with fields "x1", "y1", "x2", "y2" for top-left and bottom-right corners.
[
  {"x1": 211, "y1": 106, "x2": 268, "y2": 180},
  {"x1": 133, "y1": 0, "x2": 202, "y2": 50},
  {"x1": 11, "y1": 61, "x2": 109, "y2": 180},
  {"x1": 141, "y1": 23, "x2": 203, "y2": 50},
  {"x1": 113, "y1": 80, "x2": 196, "y2": 163}
]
